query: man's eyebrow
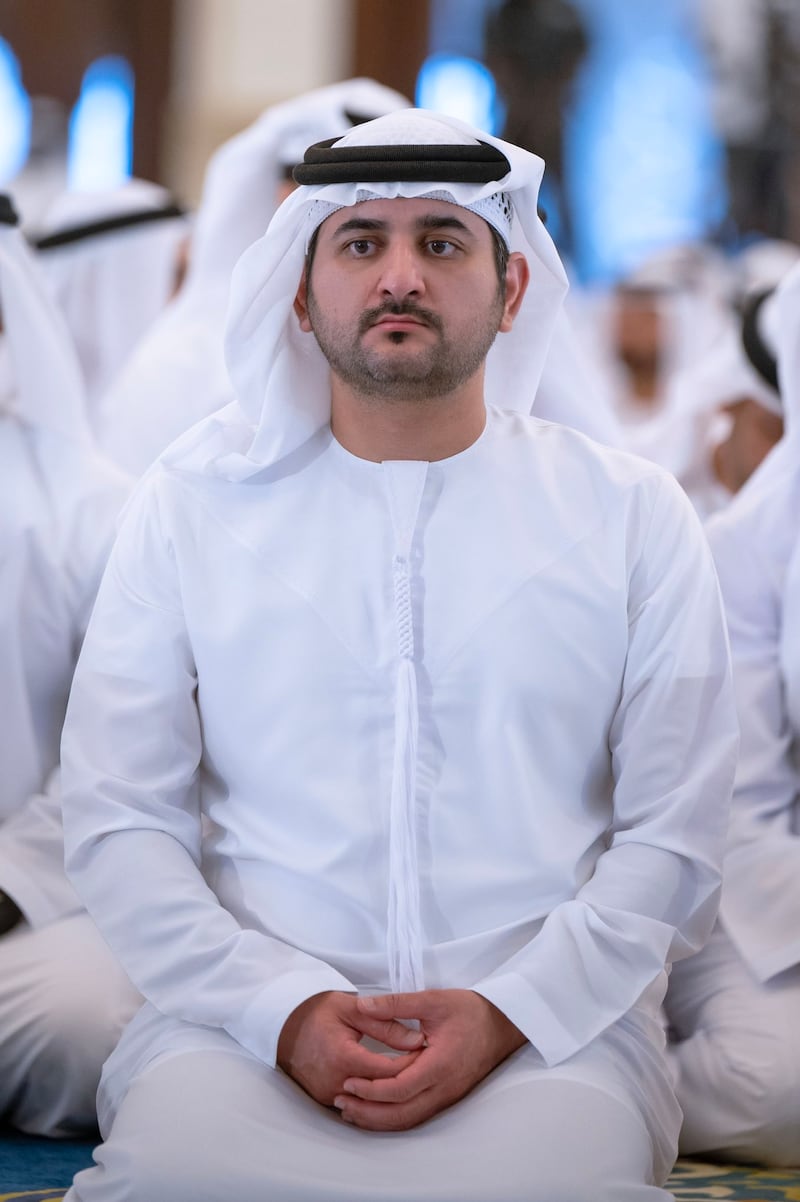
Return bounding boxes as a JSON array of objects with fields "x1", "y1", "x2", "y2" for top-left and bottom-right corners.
[
  {"x1": 330, "y1": 217, "x2": 388, "y2": 238},
  {"x1": 415, "y1": 214, "x2": 474, "y2": 236},
  {"x1": 329, "y1": 214, "x2": 476, "y2": 239}
]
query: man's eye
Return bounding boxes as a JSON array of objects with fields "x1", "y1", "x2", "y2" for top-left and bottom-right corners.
[
  {"x1": 427, "y1": 240, "x2": 455, "y2": 256},
  {"x1": 347, "y1": 240, "x2": 374, "y2": 256}
]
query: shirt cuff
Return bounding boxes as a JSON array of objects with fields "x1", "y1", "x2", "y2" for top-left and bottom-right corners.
[{"x1": 226, "y1": 964, "x2": 358, "y2": 1068}]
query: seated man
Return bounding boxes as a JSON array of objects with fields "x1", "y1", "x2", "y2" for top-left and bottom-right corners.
[
  {"x1": 0, "y1": 194, "x2": 140, "y2": 1135},
  {"x1": 666, "y1": 262, "x2": 800, "y2": 1168},
  {"x1": 60, "y1": 111, "x2": 738, "y2": 1200}
]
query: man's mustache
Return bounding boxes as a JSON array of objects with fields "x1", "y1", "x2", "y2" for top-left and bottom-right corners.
[{"x1": 359, "y1": 303, "x2": 443, "y2": 336}]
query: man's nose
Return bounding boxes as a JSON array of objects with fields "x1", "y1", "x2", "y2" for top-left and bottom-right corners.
[{"x1": 377, "y1": 242, "x2": 426, "y2": 301}]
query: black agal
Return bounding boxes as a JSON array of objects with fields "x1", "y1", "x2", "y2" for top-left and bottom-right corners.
[
  {"x1": 293, "y1": 140, "x2": 510, "y2": 186},
  {"x1": 0, "y1": 194, "x2": 19, "y2": 228},
  {"x1": 35, "y1": 202, "x2": 185, "y2": 251},
  {"x1": 741, "y1": 289, "x2": 780, "y2": 395}
]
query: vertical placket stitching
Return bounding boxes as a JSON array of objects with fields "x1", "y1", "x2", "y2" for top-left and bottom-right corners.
[{"x1": 384, "y1": 460, "x2": 428, "y2": 994}]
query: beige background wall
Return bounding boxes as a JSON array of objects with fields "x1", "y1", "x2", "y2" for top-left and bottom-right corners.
[{"x1": 164, "y1": 0, "x2": 354, "y2": 203}]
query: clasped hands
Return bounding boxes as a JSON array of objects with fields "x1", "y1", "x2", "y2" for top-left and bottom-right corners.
[{"x1": 276, "y1": 988, "x2": 526, "y2": 1132}]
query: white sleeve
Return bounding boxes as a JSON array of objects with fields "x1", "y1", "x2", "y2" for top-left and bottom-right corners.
[
  {"x1": 60, "y1": 453, "x2": 133, "y2": 645},
  {"x1": 0, "y1": 769, "x2": 82, "y2": 926},
  {"x1": 474, "y1": 474, "x2": 739, "y2": 1066},
  {"x1": 710, "y1": 513, "x2": 800, "y2": 981},
  {"x1": 61, "y1": 473, "x2": 356, "y2": 1070}
]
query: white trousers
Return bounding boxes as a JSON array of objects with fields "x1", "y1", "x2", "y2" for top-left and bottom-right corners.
[
  {"x1": 65, "y1": 1036, "x2": 677, "y2": 1201},
  {"x1": 666, "y1": 922, "x2": 800, "y2": 1167},
  {"x1": 0, "y1": 913, "x2": 141, "y2": 1136}
]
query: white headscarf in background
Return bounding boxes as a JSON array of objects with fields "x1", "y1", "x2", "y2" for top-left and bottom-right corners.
[
  {"x1": 663, "y1": 284, "x2": 783, "y2": 518},
  {"x1": 95, "y1": 79, "x2": 410, "y2": 476},
  {"x1": 180, "y1": 108, "x2": 568, "y2": 484},
  {"x1": 729, "y1": 237, "x2": 800, "y2": 301},
  {"x1": 731, "y1": 262, "x2": 800, "y2": 729},
  {"x1": 710, "y1": 235, "x2": 800, "y2": 430},
  {"x1": 0, "y1": 195, "x2": 89, "y2": 447},
  {"x1": 669, "y1": 238, "x2": 800, "y2": 518},
  {"x1": 0, "y1": 193, "x2": 128, "y2": 815},
  {"x1": 34, "y1": 179, "x2": 188, "y2": 409},
  {"x1": 0, "y1": 192, "x2": 129, "y2": 542}
]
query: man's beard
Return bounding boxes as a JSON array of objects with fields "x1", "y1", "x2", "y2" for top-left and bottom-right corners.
[{"x1": 306, "y1": 289, "x2": 505, "y2": 402}]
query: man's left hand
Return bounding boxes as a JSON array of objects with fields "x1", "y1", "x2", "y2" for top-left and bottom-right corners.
[{"x1": 335, "y1": 988, "x2": 526, "y2": 1131}]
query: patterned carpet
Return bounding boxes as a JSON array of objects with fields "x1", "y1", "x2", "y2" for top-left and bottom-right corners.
[
  {"x1": 0, "y1": 1157, "x2": 799, "y2": 1200},
  {"x1": 669, "y1": 1162, "x2": 800, "y2": 1199},
  {"x1": 0, "y1": 1194, "x2": 67, "y2": 1201}
]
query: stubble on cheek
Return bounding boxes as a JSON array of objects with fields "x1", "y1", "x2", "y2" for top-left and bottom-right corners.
[{"x1": 305, "y1": 274, "x2": 504, "y2": 399}]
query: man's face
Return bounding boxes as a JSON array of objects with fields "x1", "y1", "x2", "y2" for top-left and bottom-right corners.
[
  {"x1": 613, "y1": 288, "x2": 664, "y2": 373},
  {"x1": 294, "y1": 197, "x2": 516, "y2": 402}
]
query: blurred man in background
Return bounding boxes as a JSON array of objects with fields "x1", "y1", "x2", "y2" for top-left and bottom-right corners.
[
  {"x1": 484, "y1": 0, "x2": 588, "y2": 264},
  {"x1": 0, "y1": 193, "x2": 139, "y2": 1137}
]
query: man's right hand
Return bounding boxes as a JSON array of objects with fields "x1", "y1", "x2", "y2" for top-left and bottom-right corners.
[
  {"x1": 276, "y1": 991, "x2": 425, "y2": 1107},
  {"x1": 0, "y1": 891, "x2": 22, "y2": 936}
]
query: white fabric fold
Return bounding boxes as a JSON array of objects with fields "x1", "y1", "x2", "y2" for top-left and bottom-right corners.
[
  {"x1": 384, "y1": 460, "x2": 428, "y2": 993},
  {"x1": 388, "y1": 655, "x2": 423, "y2": 993}
]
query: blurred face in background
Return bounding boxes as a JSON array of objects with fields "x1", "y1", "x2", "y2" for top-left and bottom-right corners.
[{"x1": 612, "y1": 286, "x2": 665, "y2": 402}]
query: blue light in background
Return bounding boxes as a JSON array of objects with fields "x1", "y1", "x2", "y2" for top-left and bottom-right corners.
[
  {"x1": 429, "y1": 0, "x2": 504, "y2": 60},
  {"x1": 416, "y1": 54, "x2": 501, "y2": 134},
  {"x1": 68, "y1": 55, "x2": 134, "y2": 191},
  {"x1": 568, "y1": 0, "x2": 725, "y2": 282},
  {"x1": 0, "y1": 39, "x2": 31, "y2": 186}
]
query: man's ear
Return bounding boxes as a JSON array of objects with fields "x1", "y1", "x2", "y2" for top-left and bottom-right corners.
[
  {"x1": 293, "y1": 268, "x2": 312, "y2": 332},
  {"x1": 499, "y1": 252, "x2": 530, "y2": 333}
]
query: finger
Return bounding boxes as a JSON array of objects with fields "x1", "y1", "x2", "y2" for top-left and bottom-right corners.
[
  {"x1": 347, "y1": 1013, "x2": 426, "y2": 1051},
  {"x1": 334, "y1": 1089, "x2": 439, "y2": 1132},
  {"x1": 357, "y1": 992, "x2": 439, "y2": 1022},
  {"x1": 341, "y1": 1053, "x2": 434, "y2": 1104},
  {"x1": 343, "y1": 1043, "x2": 422, "y2": 1081}
]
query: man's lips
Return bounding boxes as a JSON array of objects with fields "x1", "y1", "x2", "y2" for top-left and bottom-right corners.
[
  {"x1": 358, "y1": 307, "x2": 442, "y2": 336},
  {"x1": 368, "y1": 315, "x2": 436, "y2": 338},
  {"x1": 373, "y1": 314, "x2": 428, "y2": 329}
]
